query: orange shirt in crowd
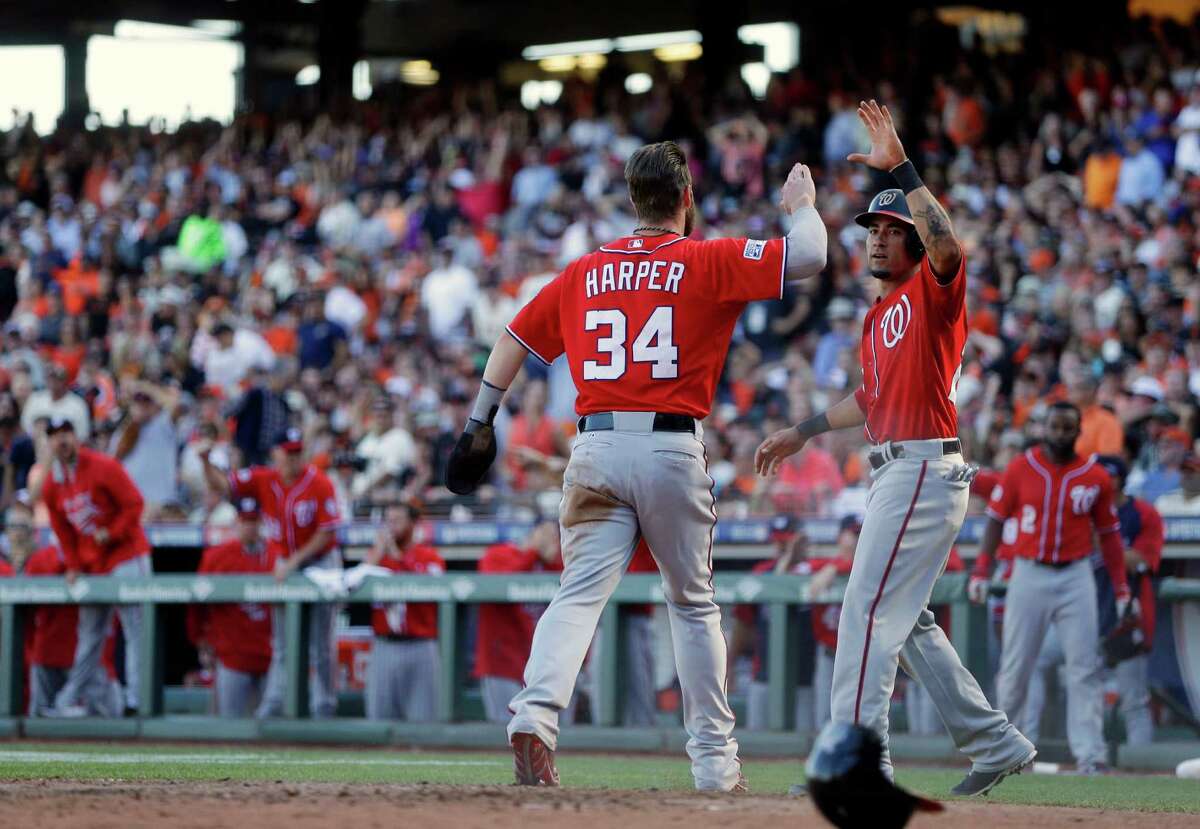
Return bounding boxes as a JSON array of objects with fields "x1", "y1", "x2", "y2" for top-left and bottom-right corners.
[
  {"x1": 1083, "y1": 152, "x2": 1122, "y2": 210},
  {"x1": 1076, "y1": 403, "x2": 1125, "y2": 457},
  {"x1": 263, "y1": 325, "x2": 298, "y2": 355}
]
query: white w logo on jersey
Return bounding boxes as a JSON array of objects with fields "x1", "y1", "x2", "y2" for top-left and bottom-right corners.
[
  {"x1": 879, "y1": 295, "x2": 912, "y2": 349},
  {"x1": 1069, "y1": 484, "x2": 1100, "y2": 515}
]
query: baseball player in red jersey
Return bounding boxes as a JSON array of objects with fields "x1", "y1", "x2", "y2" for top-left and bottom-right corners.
[
  {"x1": 975, "y1": 406, "x2": 1131, "y2": 774},
  {"x1": 364, "y1": 500, "x2": 445, "y2": 722},
  {"x1": 188, "y1": 496, "x2": 273, "y2": 717},
  {"x1": 41, "y1": 416, "x2": 153, "y2": 717},
  {"x1": 3, "y1": 500, "x2": 81, "y2": 717},
  {"x1": 473, "y1": 519, "x2": 562, "y2": 723},
  {"x1": 755, "y1": 100, "x2": 1034, "y2": 796},
  {"x1": 200, "y1": 426, "x2": 343, "y2": 718},
  {"x1": 447, "y1": 142, "x2": 828, "y2": 789}
]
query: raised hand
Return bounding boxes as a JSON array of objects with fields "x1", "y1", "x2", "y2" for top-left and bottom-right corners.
[
  {"x1": 846, "y1": 99, "x2": 907, "y2": 171},
  {"x1": 779, "y1": 163, "x2": 816, "y2": 213}
]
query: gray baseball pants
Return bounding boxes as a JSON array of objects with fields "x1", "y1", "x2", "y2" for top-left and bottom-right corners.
[
  {"x1": 215, "y1": 664, "x2": 266, "y2": 717},
  {"x1": 55, "y1": 555, "x2": 152, "y2": 713},
  {"x1": 829, "y1": 442, "x2": 1033, "y2": 778},
  {"x1": 28, "y1": 665, "x2": 68, "y2": 717},
  {"x1": 998, "y1": 557, "x2": 1106, "y2": 767},
  {"x1": 366, "y1": 637, "x2": 439, "y2": 721},
  {"x1": 257, "y1": 601, "x2": 338, "y2": 719},
  {"x1": 507, "y1": 418, "x2": 741, "y2": 791}
]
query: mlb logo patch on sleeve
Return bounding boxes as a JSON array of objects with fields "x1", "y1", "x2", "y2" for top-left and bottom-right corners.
[
  {"x1": 629, "y1": 238, "x2": 644, "y2": 249},
  {"x1": 743, "y1": 239, "x2": 766, "y2": 260}
]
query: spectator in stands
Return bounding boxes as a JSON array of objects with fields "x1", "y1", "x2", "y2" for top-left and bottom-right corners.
[
  {"x1": 109, "y1": 380, "x2": 185, "y2": 519},
  {"x1": 504, "y1": 379, "x2": 569, "y2": 494},
  {"x1": 1116, "y1": 131, "x2": 1165, "y2": 207},
  {"x1": 807, "y1": 515, "x2": 860, "y2": 729},
  {"x1": 0, "y1": 391, "x2": 35, "y2": 508},
  {"x1": 188, "y1": 496, "x2": 273, "y2": 717},
  {"x1": 1137, "y1": 427, "x2": 1191, "y2": 504},
  {"x1": 1155, "y1": 455, "x2": 1200, "y2": 515},
  {"x1": 1068, "y1": 373, "x2": 1124, "y2": 457},
  {"x1": 201, "y1": 321, "x2": 275, "y2": 397},
  {"x1": 41, "y1": 416, "x2": 151, "y2": 717},
  {"x1": 297, "y1": 293, "x2": 347, "y2": 372},
  {"x1": 365, "y1": 500, "x2": 445, "y2": 722},
  {"x1": 21, "y1": 364, "x2": 89, "y2": 441},
  {"x1": 353, "y1": 398, "x2": 417, "y2": 501}
]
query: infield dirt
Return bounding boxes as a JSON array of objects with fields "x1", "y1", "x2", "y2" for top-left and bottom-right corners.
[{"x1": 2, "y1": 780, "x2": 1197, "y2": 829}]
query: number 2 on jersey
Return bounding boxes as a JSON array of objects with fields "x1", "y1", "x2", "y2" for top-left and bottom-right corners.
[{"x1": 583, "y1": 306, "x2": 678, "y2": 380}]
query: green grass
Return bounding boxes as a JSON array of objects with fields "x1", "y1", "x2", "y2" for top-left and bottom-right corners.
[{"x1": 0, "y1": 742, "x2": 1196, "y2": 813}]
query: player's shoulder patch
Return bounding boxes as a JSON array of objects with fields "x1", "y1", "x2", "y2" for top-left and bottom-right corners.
[
  {"x1": 236, "y1": 469, "x2": 252, "y2": 483},
  {"x1": 743, "y1": 239, "x2": 766, "y2": 260},
  {"x1": 629, "y1": 237, "x2": 644, "y2": 249},
  {"x1": 990, "y1": 485, "x2": 1003, "y2": 502}
]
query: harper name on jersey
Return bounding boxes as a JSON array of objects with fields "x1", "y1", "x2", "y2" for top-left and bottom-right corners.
[{"x1": 584, "y1": 260, "x2": 686, "y2": 298}]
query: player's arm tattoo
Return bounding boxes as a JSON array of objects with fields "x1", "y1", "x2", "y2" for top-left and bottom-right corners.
[{"x1": 907, "y1": 189, "x2": 962, "y2": 283}]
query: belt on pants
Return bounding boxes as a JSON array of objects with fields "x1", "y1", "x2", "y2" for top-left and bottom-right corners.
[
  {"x1": 578, "y1": 412, "x2": 696, "y2": 434},
  {"x1": 868, "y1": 438, "x2": 962, "y2": 471},
  {"x1": 1028, "y1": 557, "x2": 1079, "y2": 571},
  {"x1": 379, "y1": 633, "x2": 429, "y2": 643}
]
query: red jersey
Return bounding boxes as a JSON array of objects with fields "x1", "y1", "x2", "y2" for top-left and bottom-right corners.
[
  {"x1": 370, "y1": 544, "x2": 445, "y2": 639},
  {"x1": 0, "y1": 559, "x2": 10, "y2": 576},
  {"x1": 22, "y1": 545, "x2": 79, "y2": 668},
  {"x1": 505, "y1": 414, "x2": 561, "y2": 492},
  {"x1": 985, "y1": 448, "x2": 1120, "y2": 565},
  {"x1": 474, "y1": 542, "x2": 562, "y2": 683},
  {"x1": 854, "y1": 254, "x2": 967, "y2": 443},
  {"x1": 810, "y1": 556, "x2": 855, "y2": 650},
  {"x1": 43, "y1": 447, "x2": 149, "y2": 574},
  {"x1": 229, "y1": 465, "x2": 340, "y2": 564},
  {"x1": 188, "y1": 539, "x2": 273, "y2": 675},
  {"x1": 506, "y1": 232, "x2": 787, "y2": 418}
]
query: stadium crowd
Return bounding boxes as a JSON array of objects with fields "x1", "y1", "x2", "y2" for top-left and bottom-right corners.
[
  {"x1": 0, "y1": 33, "x2": 1192, "y2": 523},
  {"x1": 0, "y1": 16, "x2": 1196, "y2": 753}
]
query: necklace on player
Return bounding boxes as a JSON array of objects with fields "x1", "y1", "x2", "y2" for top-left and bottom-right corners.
[{"x1": 633, "y1": 225, "x2": 677, "y2": 236}]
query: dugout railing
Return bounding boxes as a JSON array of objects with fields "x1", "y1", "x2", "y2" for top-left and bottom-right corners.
[{"x1": 3, "y1": 572, "x2": 1200, "y2": 732}]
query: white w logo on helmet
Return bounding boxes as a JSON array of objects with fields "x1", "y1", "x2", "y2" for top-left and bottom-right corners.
[{"x1": 876, "y1": 191, "x2": 897, "y2": 206}]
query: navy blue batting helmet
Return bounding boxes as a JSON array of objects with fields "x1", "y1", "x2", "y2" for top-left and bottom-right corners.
[
  {"x1": 855, "y1": 189, "x2": 924, "y2": 260},
  {"x1": 806, "y1": 722, "x2": 942, "y2": 829}
]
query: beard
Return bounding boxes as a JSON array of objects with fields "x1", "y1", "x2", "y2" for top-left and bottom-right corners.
[{"x1": 869, "y1": 267, "x2": 893, "y2": 280}]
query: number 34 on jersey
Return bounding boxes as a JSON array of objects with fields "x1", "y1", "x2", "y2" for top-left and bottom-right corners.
[{"x1": 504, "y1": 232, "x2": 788, "y2": 418}]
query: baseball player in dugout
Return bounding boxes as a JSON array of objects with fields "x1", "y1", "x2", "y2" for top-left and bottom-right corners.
[
  {"x1": 0, "y1": 496, "x2": 81, "y2": 717},
  {"x1": 447, "y1": 140, "x2": 829, "y2": 789},
  {"x1": 40, "y1": 415, "x2": 152, "y2": 718},
  {"x1": 364, "y1": 499, "x2": 445, "y2": 722},
  {"x1": 755, "y1": 99, "x2": 1036, "y2": 796},
  {"x1": 972, "y1": 404, "x2": 1134, "y2": 774},
  {"x1": 200, "y1": 426, "x2": 343, "y2": 718},
  {"x1": 188, "y1": 496, "x2": 273, "y2": 718}
]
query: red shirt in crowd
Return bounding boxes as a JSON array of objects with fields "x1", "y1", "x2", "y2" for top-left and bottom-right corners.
[
  {"x1": 22, "y1": 545, "x2": 80, "y2": 669},
  {"x1": 473, "y1": 542, "x2": 562, "y2": 684},
  {"x1": 42, "y1": 447, "x2": 150, "y2": 574},
  {"x1": 188, "y1": 539, "x2": 273, "y2": 675},
  {"x1": 854, "y1": 254, "x2": 967, "y2": 443},
  {"x1": 505, "y1": 415, "x2": 560, "y2": 492},
  {"x1": 506, "y1": 232, "x2": 786, "y2": 418},
  {"x1": 229, "y1": 465, "x2": 341, "y2": 565},
  {"x1": 983, "y1": 447, "x2": 1128, "y2": 596},
  {"x1": 370, "y1": 544, "x2": 445, "y2": 639}
]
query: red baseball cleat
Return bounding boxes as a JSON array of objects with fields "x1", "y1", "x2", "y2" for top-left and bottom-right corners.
[{"x1": 511, "y1": 732, "x2": 560, "y2": 787}]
